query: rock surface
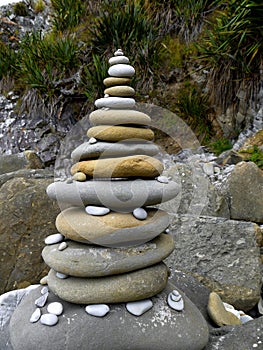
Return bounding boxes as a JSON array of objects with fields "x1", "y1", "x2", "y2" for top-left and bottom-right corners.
[
  {"x1": 89, "y1": 109, "x2": 151, "y2": 126},
  {"x1": 0, "y1": 151, "x2": 43, "y2": 175},
  {"x1": 8, "y1": 283, "x2": 209, "y2": 350},
  {"x1": 166, "y1": 214, "x2": 262, "y2": 311}
]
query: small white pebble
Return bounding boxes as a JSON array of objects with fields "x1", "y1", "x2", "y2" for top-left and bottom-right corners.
[
  {"x1": 58, "y1": 242, "x2": 68, "y2": 251},
  {"x1": 45, "y1": 233, "x2": 64, "y2": 245},
  {"x1": 85, "y1": 206, "x2": 110, "y2": 216},
  {"x1": 47, "y1": 302, "x2": 63, "y2": 316},
  {"x1": 56, "y1": 272, "x2": 68, "y2": 279},
  {"x1": 104, "y1": 94, "x2": 109, "y2": 97},
  {"x1": 40, "y1": 275, "x2": 48, "y2": 285},
  {"x1": 126, "y1": 299, "x2": 153, "y2": 316},
  {"x1": 35, "y1": 292, "x2": 48, "y2": 308},
  {"x1": 65, "y1": 178, "x2": 73, "y2": 184},
  {"x1": 133, "y1": 208, "x2": 147, "y2": 220},
  {"x1": 85, "y1": 304, "x2": 110, "y2": 317},
  {"x1": 88, "y1": 137, "x2": 97, "y2": 144},
  {"x1": 40, "y1": 313, "x2": 58, "y2": 326},
  {"x1": 156, "y1": 176, "x2": 169, "y2": 184},
  {"x1": 30, "y1": 308, "x2": 41, "y2": 323},
  {"x1": 167, "y1": 290, "x2": 184, "y2": 311},
  {"x1": 41, "y1": 286, "x2": 49, "y2": 295}
]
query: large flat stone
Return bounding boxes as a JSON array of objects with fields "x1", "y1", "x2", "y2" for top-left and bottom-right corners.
[
  {"x1": 47, "y1": 263, "x2": 169, "y2": 304},
  {"x1": 87, "y1": 125, "x2": 154, "y2": 142},
  {"x1": 46, "y1": 179, "x2": 180, "y2": 211},
  {"x1": 9, "y1": 283, "x2": 209, "y2": 350},
  {"x1": 89, "y1": 109, "x2": 151, "y2": 126},
  {"x1": 70, "y1": 155, "x2": 163, "y2": 179},
  {"x1": 42, "y1": 233, "x2": 174, "y2": 277},
  {"x1": 55, "y1": 207, "x2": 170, "y2": 247}
]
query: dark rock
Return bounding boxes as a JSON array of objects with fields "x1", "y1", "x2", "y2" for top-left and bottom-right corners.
[{"x1": 216, "y1": 149, "x2": 244, "y2": 165}]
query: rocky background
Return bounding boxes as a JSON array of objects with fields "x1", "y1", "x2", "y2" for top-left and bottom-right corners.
[{"x1": 0, "y1": 1, "x2": 263, "y2": 349}]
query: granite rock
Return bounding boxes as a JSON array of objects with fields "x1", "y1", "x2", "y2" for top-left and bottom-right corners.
[
  {"x1": 89, "y1": 109, "x2": 151, "y2": 126},
  {"x1": 87, "y1": 125, "x2": 154, "y2": 142},
  {"x1": 42, "y1": 233, "x2": 174, "y2": 277},
  {"x1": 55, "y1": 207, "x2": 170, "y2": 246},
  {"x1": 70, "y1": 155, "x2": 163, "y2": 179}
]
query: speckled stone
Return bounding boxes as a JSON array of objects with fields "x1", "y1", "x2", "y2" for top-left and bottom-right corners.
[
  {"x1": 47, "y1": 263, "x2": 169, "y2": 304},
  {"x1": 70, "y1": 155, "x2": 163, "y2": 179},
  {"x1": 87, "y1": 125, "x2": 154, "y2": 142},
  {"x1": 104, "y1": 86, "x2": 135, "y2": 97},
  {"x1": 55, "y1": 207, "x2": 170, "y2": 247},
  {"x1": 71, "y1": 141, "x2": 158, "y2": 161},
  {"x1": 89, "y1": 109, "x2": 151, "y2": 126},
  {"x1": 42, "y1": 234, "x2": 174, "y2": 277},
  {"x1": 46, "y1": 179, "x2": 180, "y2": 211},
  {"x1": 103, "y1": 77, "x2": 131, "y2": 87}
]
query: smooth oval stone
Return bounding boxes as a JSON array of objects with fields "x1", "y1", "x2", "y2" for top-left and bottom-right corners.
[
  {"x1": 87, "y1": 125, "x2": 154, "y2": 142},
  {"x1": 71, "y1": 141, "x2": 158, "y2": 161},
  {"x1": 56, "y1": 272, "x2": 68, "y2": 279},
  {"x1": 88, "y1": 137, "x2": 97, "y2": 144},
  {"x1": 40, "y1": 313, "x2": 58, "y2": 326},
  {"x1": 47, "y1": 262, "x2": 168, "y2": 304},
  {"x1": 42, "y1": 233, "x2": 174, "y2": 277},
  {"x1": 58, "y1": 242, "x2": 68, "y2": 251},
  {"x1": 126, "y1": 299, "x2": 153, "y2": 316},
  {"x1": 72, "y1": 172, "x2": 86, "y2": 181},
  {"x1": 55, "y1": 207, "x2": 170, "y2": 247},
  {"x1": 156, "y1": 175, "x2": 169, "y2": 184},
  {"x1": 40, "y1": 275, "x2": 48, "y2": 285},
  {"x1": 10, "y1": 283, "x2": 209, "y2": 350},
  {"x1": 109, "y1": 56, "x2": 129, "y2": 65},
  {"x1": 46, "y1": 179, "x2": 180, "y2": 211},
  {"x1": 44, "y1": 233, "x2": 64, "y2": 245},
  {"x1": 29, "y1": 308, "x2": 41, "y2": 323},
  {"x1": 85, "y1": 205, "x2": 110, "y2": 216},
  {"x1": 47, "y1": 302, "x2": 63, "y2": 316},
  {"x1": 85, "y1": 304, "x2": 110, "y2": 317},
  {"x1": 114, "y1": 49, "x2": 123, "y2": 56},
  {"x1": 108, "y1": 64, "x2": 135, "y2": 77},
  {"x1": 41, "y1": 286, "x2": 49, "y2": 295},
  {"x1": 71, "y1": 155, "x2": 163, "y2": 179},
  {"x1": 35, "y1": 293, "x2": 48, "y2": 308},
  {"x1": 133, "y1": 208, "x2": 147, "y2": 220},
  {"x1": 104, "y1": 86, "x2": 135, "y2": 97},
  {"x1": 95, "y1": 97, "x2": 135, "y2": 109},
  {"x1": 89, "y1": 109, "x2": 151, "y2": 126},
  {"x1": 103, "y1": 77, "x2": 131, "y2": 87}
]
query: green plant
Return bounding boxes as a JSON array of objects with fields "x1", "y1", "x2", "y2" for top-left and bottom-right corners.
[
  {"x1": 50, "y1": 0, "x2": 85, "y2": 32},
  {"x1": 242, "y1": 146, "x2": 263, "y2": 169},
  {"x1": 0, "y1": 43, "x2": 20, "y2": 80},
  {"x1": 33, "y1": 0, "x2": 45, "y2": 13},
  {"x1": 208, "y1": 138, "x2": 232, "y2": 156},
  {"x1": 13, "y1": 1, "x2": 28, "y2": 16}
]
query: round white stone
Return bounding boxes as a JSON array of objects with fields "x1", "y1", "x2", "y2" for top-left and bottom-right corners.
[
  {"x1": 126, "y1": 299, "x2": 153, "y2": 316},
  {"x1": 156, "y1": 176, "x2": 169, "y2": 184},
  {"x1": 56, "y1": 272, "x2": 68, "y2": 279},
  {"x1": 239, "y1": 314, "x2": 253, "y2": 324},
  {"x1": 40, "y1": 313, "x2": 58, "y2": 326},
  {"x1": 95, "y1": 96, "x2": 135, "y2": 109},
  {"x1": 58, "y1": 242, "x2": 68, "y2": 251},
  {"x1": 47, "y1": 302, "x2": 63, "y2": 316},
  {"x1": 88, "y1": 137, "x2": 97, "y2": 144},
  {"x1": 114, "y1": 49, "x2": 124, "y2": 56},
  {"x1": 30, "y1": 308, "x2": 41, "y2": 323},
  {"x1": 40, "y1": 275, "x2": 48, "y2": 285},
  {"x1": 167, "y1": 290, "x2": 184, "y2": 311},
  {"x1": 133, "y1": 208, "x2": 147, "y2": 220},
  {"x1": 41, "y1": 286, "x2": 49, "y2": 295},
  {"x1": 109, "y1": 56, "x2": 129, "y2": 65},
  {"x1": 108, "y1": 64, "x2": 135, "y2": 77},
  {"x1": 85, "y1": 206, "x2": 110, "y2": 216},
  {"x1": 85, "y1": 304, "x2": 110, "y2": 317},
  {"x1": 45, "y1": 233, "x2": 64, "y2": 245}
]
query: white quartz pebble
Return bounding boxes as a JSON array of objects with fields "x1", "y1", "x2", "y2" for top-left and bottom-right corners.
[
  {"x1": 40, "y1": 275, "x2": 48, "y2": 285},
  {"x1": 167, "y1": 290, "x2": 184, "y2": 311},
  {"x1": 58, "y1": 242, "x2": 68, "y2": 251},
  {"x1": 108, "y1": 64, "x2": 135, "y2": 77},
  {"x1": 156, "y1": 176, "x2": 169, "y2": 184},
  {"x1": 85, "y1": 205, "x2": 110, "y2": 216},
  {"x1": 133, "y1": 208, "x2": 147, "y2": 220},
  {"x1": 88, "y1": 137, "x2": 97, "y2": 144},
  {"x1": 126, "y1": 299, "x2": 153, "y2": 316},
  {"x1": 239, "y1": 314, "x2": 253, "y2": 324},
  {"x1": 47, "y1": 302, "x2": 63, "y2": 316},
  {"x1": 114, "y1": 49, "x2": 124, "y2": 56},
  {"x1": 41, "y1": 286, "x2": 49, "y2": 295},
  {"x1": 56, "y1": 272, "x2": 68, "y2": 279},
  {"x1": 35, "y1": 292, "x2": 48, "y2": 308},
  {"x1": 85, "y1": 304, "x2": 110, "y2": 317},
  {"x1": 40, "y1": 313, "x2": 58, "y2": 326},
  {"x1": 30, "y1": 308, "x2": 41, "y2": 323},
  {"x1": 45, "y1": 233, "x2": 64, "y2": 245}
]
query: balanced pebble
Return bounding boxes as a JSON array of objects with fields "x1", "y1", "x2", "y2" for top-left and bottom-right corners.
[
  {"x1": 156, "y1": 176, "x2": 169, "y2": 184},
  {"x1": 126, "y1": 299, "x2": 153, "y2": 316},
  {"x1": 85, "y1": 304, "x2": 110, "y2": 317},
  {"x1": 95, "y1": 96, "x2": 135, "y2": 109},
  {"x1": 47, "y1": 302, "x2": 63, "y2": 316},
  {"x1": 167, "y1": 290, "x2": 184, "y2": 311},
  {"x1": 41, "y1": 286, "x2": 49, "y2": 295},
  {"x1": 103, "y1": 77, "x2": 131, "y2": 87},
  {"x1": 58, "y1": 241, "x2": 68, "y2": 251},
  {"x1": 45, "y1": 233, "x2": 64, "y2": 245},
  {"x1": 40, "y1": 313, "x2": 58, "y2": 326},
  {"x1": 108, "y1": 64, "x2": 135, "y2": 77},
  {"x1": 72, "y1": 172, "x2": 86, "y2": 182},
  {"x1": 109, "y1": 56, "x2": 129, "y2": 65},
  {"x1": 88, "y1": 137, "x2": 97, "y2": 144},
  {"x1": 114, "y1": 49, "x2": 123, "y2": 56},
  {"x1": 133, "y1": 208, "x2": 147, "y2": 220},
  {"x1": 40, "y1": 275, "x2": 48, "y2": 285},
  {"x1": 30, "y1": 308, "x2": 41, "y2": 323},
  {"x1": 56, "y1": 272, "x2": 68, "y2": 279},
  {"x1": 35, "y1": 292, "x2": 48, "y2": 308},
  {"x1": 85, "y1": 205, "x2": 110, "y2": 216}
]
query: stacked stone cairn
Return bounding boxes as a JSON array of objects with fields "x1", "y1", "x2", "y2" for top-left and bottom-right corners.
[
  {"x1": 43, "y1": 49, "x2": 180, "y2": 307},
  {"x1": 9, "y1": 50, "x2": 209, "y2": 350}
]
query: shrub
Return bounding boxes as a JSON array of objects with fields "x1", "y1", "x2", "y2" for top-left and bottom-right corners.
[
  {"x1": 33, "y1": 0, "x2": 45, "y2": 13},
  {"x1": 50, "y1": 0, "x2": 85, "y2": 32},
  {"x1": 13, "y1": 2, "x2": 28, "y2": 16},
  {"x1": 208, "y1": 138, "x2": 233, "y2": 156},
  {"x1": 0, "y1": 43, "x2": 19, "y2": 80}
]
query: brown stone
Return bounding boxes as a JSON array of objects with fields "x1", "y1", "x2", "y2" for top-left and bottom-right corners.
[
  {"x1": 104, "y1": 86, "x2": 135, "y2": 97},
  {"x1": 87, "y1": 125, "x2": 154, "y2": 142},
  {"x1": 103, "y1": 77, "x2": 131, "y2": 87},
  {"x1": 71, "y1": 155, "x2": 163, "y2": 178},
  {"x1": 89, "y1": 109, "x2": 151, "y2": 126}
]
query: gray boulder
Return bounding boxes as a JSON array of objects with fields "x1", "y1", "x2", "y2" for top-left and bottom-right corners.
[
  {"x1": 0, "y1": 175, "x2": 60, "y2": 294},
  {"x1": 224, "y1": 161, "x2": 263, "y2": 223},
  {"x1": 165, "y1": 214, "x2": 262, "y2": 311},
  {"x1": 0, "y1": 151, "x2": 43, "y2": 175}
]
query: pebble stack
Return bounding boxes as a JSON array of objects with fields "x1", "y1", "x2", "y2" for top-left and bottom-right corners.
[{"x1": 44, "y1": 49, "x2": 180, "y2": 306}]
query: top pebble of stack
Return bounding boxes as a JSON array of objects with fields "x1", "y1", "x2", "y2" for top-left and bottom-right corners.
[{"x1": 108, "y1": 49, "x2": 135, "y2": 77}]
